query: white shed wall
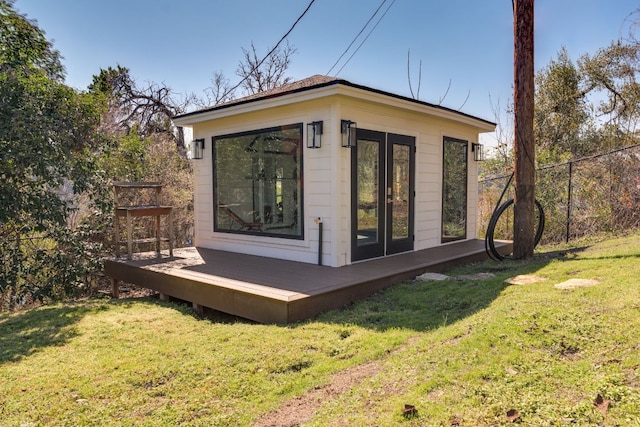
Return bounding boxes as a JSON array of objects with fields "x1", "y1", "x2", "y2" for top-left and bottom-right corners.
[
  {"x1": 191, "y1": 100, "x2": 343, "y2": 266},
  {"x1": 187, "y1": 91, "x2": 488, "y2": 268},
  {"x1": 336, "y1": 98, "x2": 481, "y2": 259}
]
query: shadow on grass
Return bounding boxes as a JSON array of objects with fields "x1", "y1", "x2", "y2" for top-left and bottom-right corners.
[
  {"x1": 144, "y1": 247, "x2": 594, "y2": 331},
  {"x1": 314, "y1": 248, "x2": 587, "y2": 331},
  {"x1": 133, "y1": 293, "x2": 258, "y2": 325},
  {"x1": 0, "y1": 304, "x2": 100, "y2": 365},
  {"x1": 574, "y1": 252, "x2": 640, "y2": 261},
  {"x1": 116, "y1": 245, "x2": 599, "y2": 332}
]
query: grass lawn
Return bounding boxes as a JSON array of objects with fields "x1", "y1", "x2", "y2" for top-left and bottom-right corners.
[{"x1": 1, "y1": 233, "x2": 639, "y2": 426}]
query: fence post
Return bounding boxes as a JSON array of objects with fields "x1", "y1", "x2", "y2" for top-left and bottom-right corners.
[{"x1": 566, "y1": 161, "x2": 573, "y2": 243}]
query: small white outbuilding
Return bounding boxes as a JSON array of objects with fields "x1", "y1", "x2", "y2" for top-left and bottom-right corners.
[{"x1": 173, "y1": 75, "x2": 495, "y2": 267}]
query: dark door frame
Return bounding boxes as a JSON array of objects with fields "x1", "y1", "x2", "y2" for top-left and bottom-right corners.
[
  {"x1": 441, "y1": 136, "x2": 468, "y2": 243},
  {"x1": 351, "y1": 129, "x2": 386, "y2": 262},
  {"x1": 386, "y1": 133, "x2": 416, "y2": 256},
  {"x1": 350, "y1": 129, "x2": 415, "y2": 262}
]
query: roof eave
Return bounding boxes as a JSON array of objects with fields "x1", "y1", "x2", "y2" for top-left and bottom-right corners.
[
  {"x1": 337, "y1": 84, "x2": 496, "y2": 132},
  {"x1": 175, "y1": 86, "x2": 343, "y2": 126},
  {"x1": 173, "y1": 79, "x2": 344, "y2": 125},
  {"x1": 173, "y1": 79, "x2": 496, "y2": 132}
]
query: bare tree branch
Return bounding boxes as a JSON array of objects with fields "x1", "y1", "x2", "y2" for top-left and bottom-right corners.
[
  {"x1": 439, "y1": 79, "x2": 452, "y2": 105},
  {"x1": 407, "y1": 49, "x2": 424, "y2": 100},
  {"x1": 235, "y1": 41, "x2": 297, "y2": 96},
  {"x1": 90, "y1": 66, "x2": 187, "y2": 153},
  {"x1": 416, "y1": 59, "x2": 422, "y2": 100},
  {"x1": 407, "y1": 49, "x2": 415, "y2": 99},
  {"x1": 458, "y1": 90, "x2": 471, "y2": 111}
]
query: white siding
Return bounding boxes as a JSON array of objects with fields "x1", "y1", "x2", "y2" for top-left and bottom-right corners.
[
  {"x1": 415, "y1": 130, "x2": 441, "y2": 249},
  {"x1": 184, "y1": 89, "x2": 492, "y2": 267}
]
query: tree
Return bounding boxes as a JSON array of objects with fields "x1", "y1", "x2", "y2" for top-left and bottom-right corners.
[
  {"x1": 88, "y1": 64, "x2": 195, "y2": 249},
  {"x1": 482, "y1": 96, "x2": 515, "y2": 178},
  {"x1": 535, "y1": 47, "x2": 590, "y2": 161},
  {"x1": 0, "y1": 0, "x2": 63, "y2": 81},
  {"x1": 513, "y1": 0, "x2": 536, "y2": 260},
  {"x1": 195, "y1": 71, "x2": 235, "y2": 107},
  {"x1": 199, "y1": 42, "x2": 297, "y2": 105},
  {"x1": 89, "y1": 65, "x2": 188, "y2": 153},
  {"x1": 580, "y1": 40, "x2": 640, "y2": 138},
  {"x1": 1, "y1": 0, "x2": 107, "y2": 308},
  {"x1": 235, "y1": 41, "x2": 296, "y2": 96}
]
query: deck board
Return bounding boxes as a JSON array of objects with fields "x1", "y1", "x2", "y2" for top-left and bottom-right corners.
[{"x1": 104, "y1": 239, "x2": 512, "y2": 323}]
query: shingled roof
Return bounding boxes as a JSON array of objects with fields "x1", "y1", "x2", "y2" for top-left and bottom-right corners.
[
  {"x1": 174, "y1": 74, "x2": 495, "y2": 127},
  {"x1": 234, "y1": 74, "x2": 339, "y2": 102}
]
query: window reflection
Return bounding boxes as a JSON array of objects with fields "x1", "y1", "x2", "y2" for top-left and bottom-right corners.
[
  {"x1": 442, "y1": 137, "x2": 468, "y2": 242},
  {"x1": 214, "y1": 124, "x2": 303, "y2": 239}
]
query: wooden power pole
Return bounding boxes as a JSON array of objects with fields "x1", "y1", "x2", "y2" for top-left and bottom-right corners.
[{"x1": 513, "y1": 0, "x2": 536, "y2": 259}]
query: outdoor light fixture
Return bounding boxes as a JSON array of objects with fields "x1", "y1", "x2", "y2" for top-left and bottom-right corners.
[
  {"x1": 341, "y1": 120, "x2": 357, "y2": 148},
  {"x1": 307, "y1": 121, "x2": 323, "y2": 149},
  {"x1": 192, "y1": 138, "x2": 205, "y2": 160},
  {"x1": 472, "y1": 142, "x2": 484, "y2": 161}
]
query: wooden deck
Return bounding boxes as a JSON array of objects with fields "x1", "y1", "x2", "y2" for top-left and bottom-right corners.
[{"x1": 104, "y1": 239, "x2": 512, "y2": 324}]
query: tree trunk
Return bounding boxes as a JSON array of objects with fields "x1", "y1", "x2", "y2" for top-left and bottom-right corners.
[
  {"x1": 176, "y1": 126, "x2": 186, "y2": 156},
  {"x1": 513, "y1": 0, "x2": 536, "y2": 259}
]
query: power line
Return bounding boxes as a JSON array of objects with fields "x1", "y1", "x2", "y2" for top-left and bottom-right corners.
[
  {"x1": 334, "y1": 0, "x2": 397, "y2": 77},
  {"x1": 326, "y1": 0, "x2": 389, "y2": 76},
  {"x1": 221, "y1": 0, "x2": 316, "y2": 100}
]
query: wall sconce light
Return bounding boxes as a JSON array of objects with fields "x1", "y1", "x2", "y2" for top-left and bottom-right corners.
[
  {"x1": 192, "y1": 138, "x2": 205, "y2": 160},
  {"x1": 471, "y1": 142, "x2": 484, "y2": 161},
  {"x1": 307, "y1": 121, "x2": 323, "y2": 149},
  {"x1": 341, "y1": 120, "x2": 357, "y2": 148}
]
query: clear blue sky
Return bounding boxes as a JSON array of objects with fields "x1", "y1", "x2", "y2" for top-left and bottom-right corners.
[{"x1": 13, "y1": 0, "x2": 639, "y2": 145}]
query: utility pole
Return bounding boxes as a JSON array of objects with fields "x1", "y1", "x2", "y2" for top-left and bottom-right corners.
[{"x1": 513, "y1": 0, "x2": 535, "y2": 259}]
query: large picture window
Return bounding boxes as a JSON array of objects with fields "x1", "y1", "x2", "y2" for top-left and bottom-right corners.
[
  {"x1": 213, "y1": 124, "x2": 303, "y2": 239},
  {"x1": 442, "y1": 136, "x2": 468, "y2": 242}
]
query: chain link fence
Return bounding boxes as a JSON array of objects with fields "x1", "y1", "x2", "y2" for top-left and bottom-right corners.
[{"x1": 479, "y1": 143, "x2": 640, "y2": 244}]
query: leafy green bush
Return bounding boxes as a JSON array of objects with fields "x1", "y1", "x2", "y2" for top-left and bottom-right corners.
[{"x1": 0, "y1": 1, "x2": 110, "y2": 309}]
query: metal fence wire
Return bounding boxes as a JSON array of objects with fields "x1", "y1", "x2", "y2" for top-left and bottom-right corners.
[{"x1": 478, "y1": 143, "x2": 640, "y2": 244}]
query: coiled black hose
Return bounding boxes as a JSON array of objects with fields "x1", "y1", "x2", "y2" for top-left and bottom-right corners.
[
  {"x1": 485, "y1": 198, "x2": 545, "y2": 261},
  {"x1": 484, "y1": 173, "x2": 546, "y2": 261}
]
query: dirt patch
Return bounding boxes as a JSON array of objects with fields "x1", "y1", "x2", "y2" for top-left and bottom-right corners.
[
  {"x1": 96, "y1": 282, "x2": 156, "y2": 299},
  {"x1": 253, "y1": 337, "x2": 420, "y2": 427},
  {"x1": 253, "y1": 361, "x2": 381, "y2": 427}
]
